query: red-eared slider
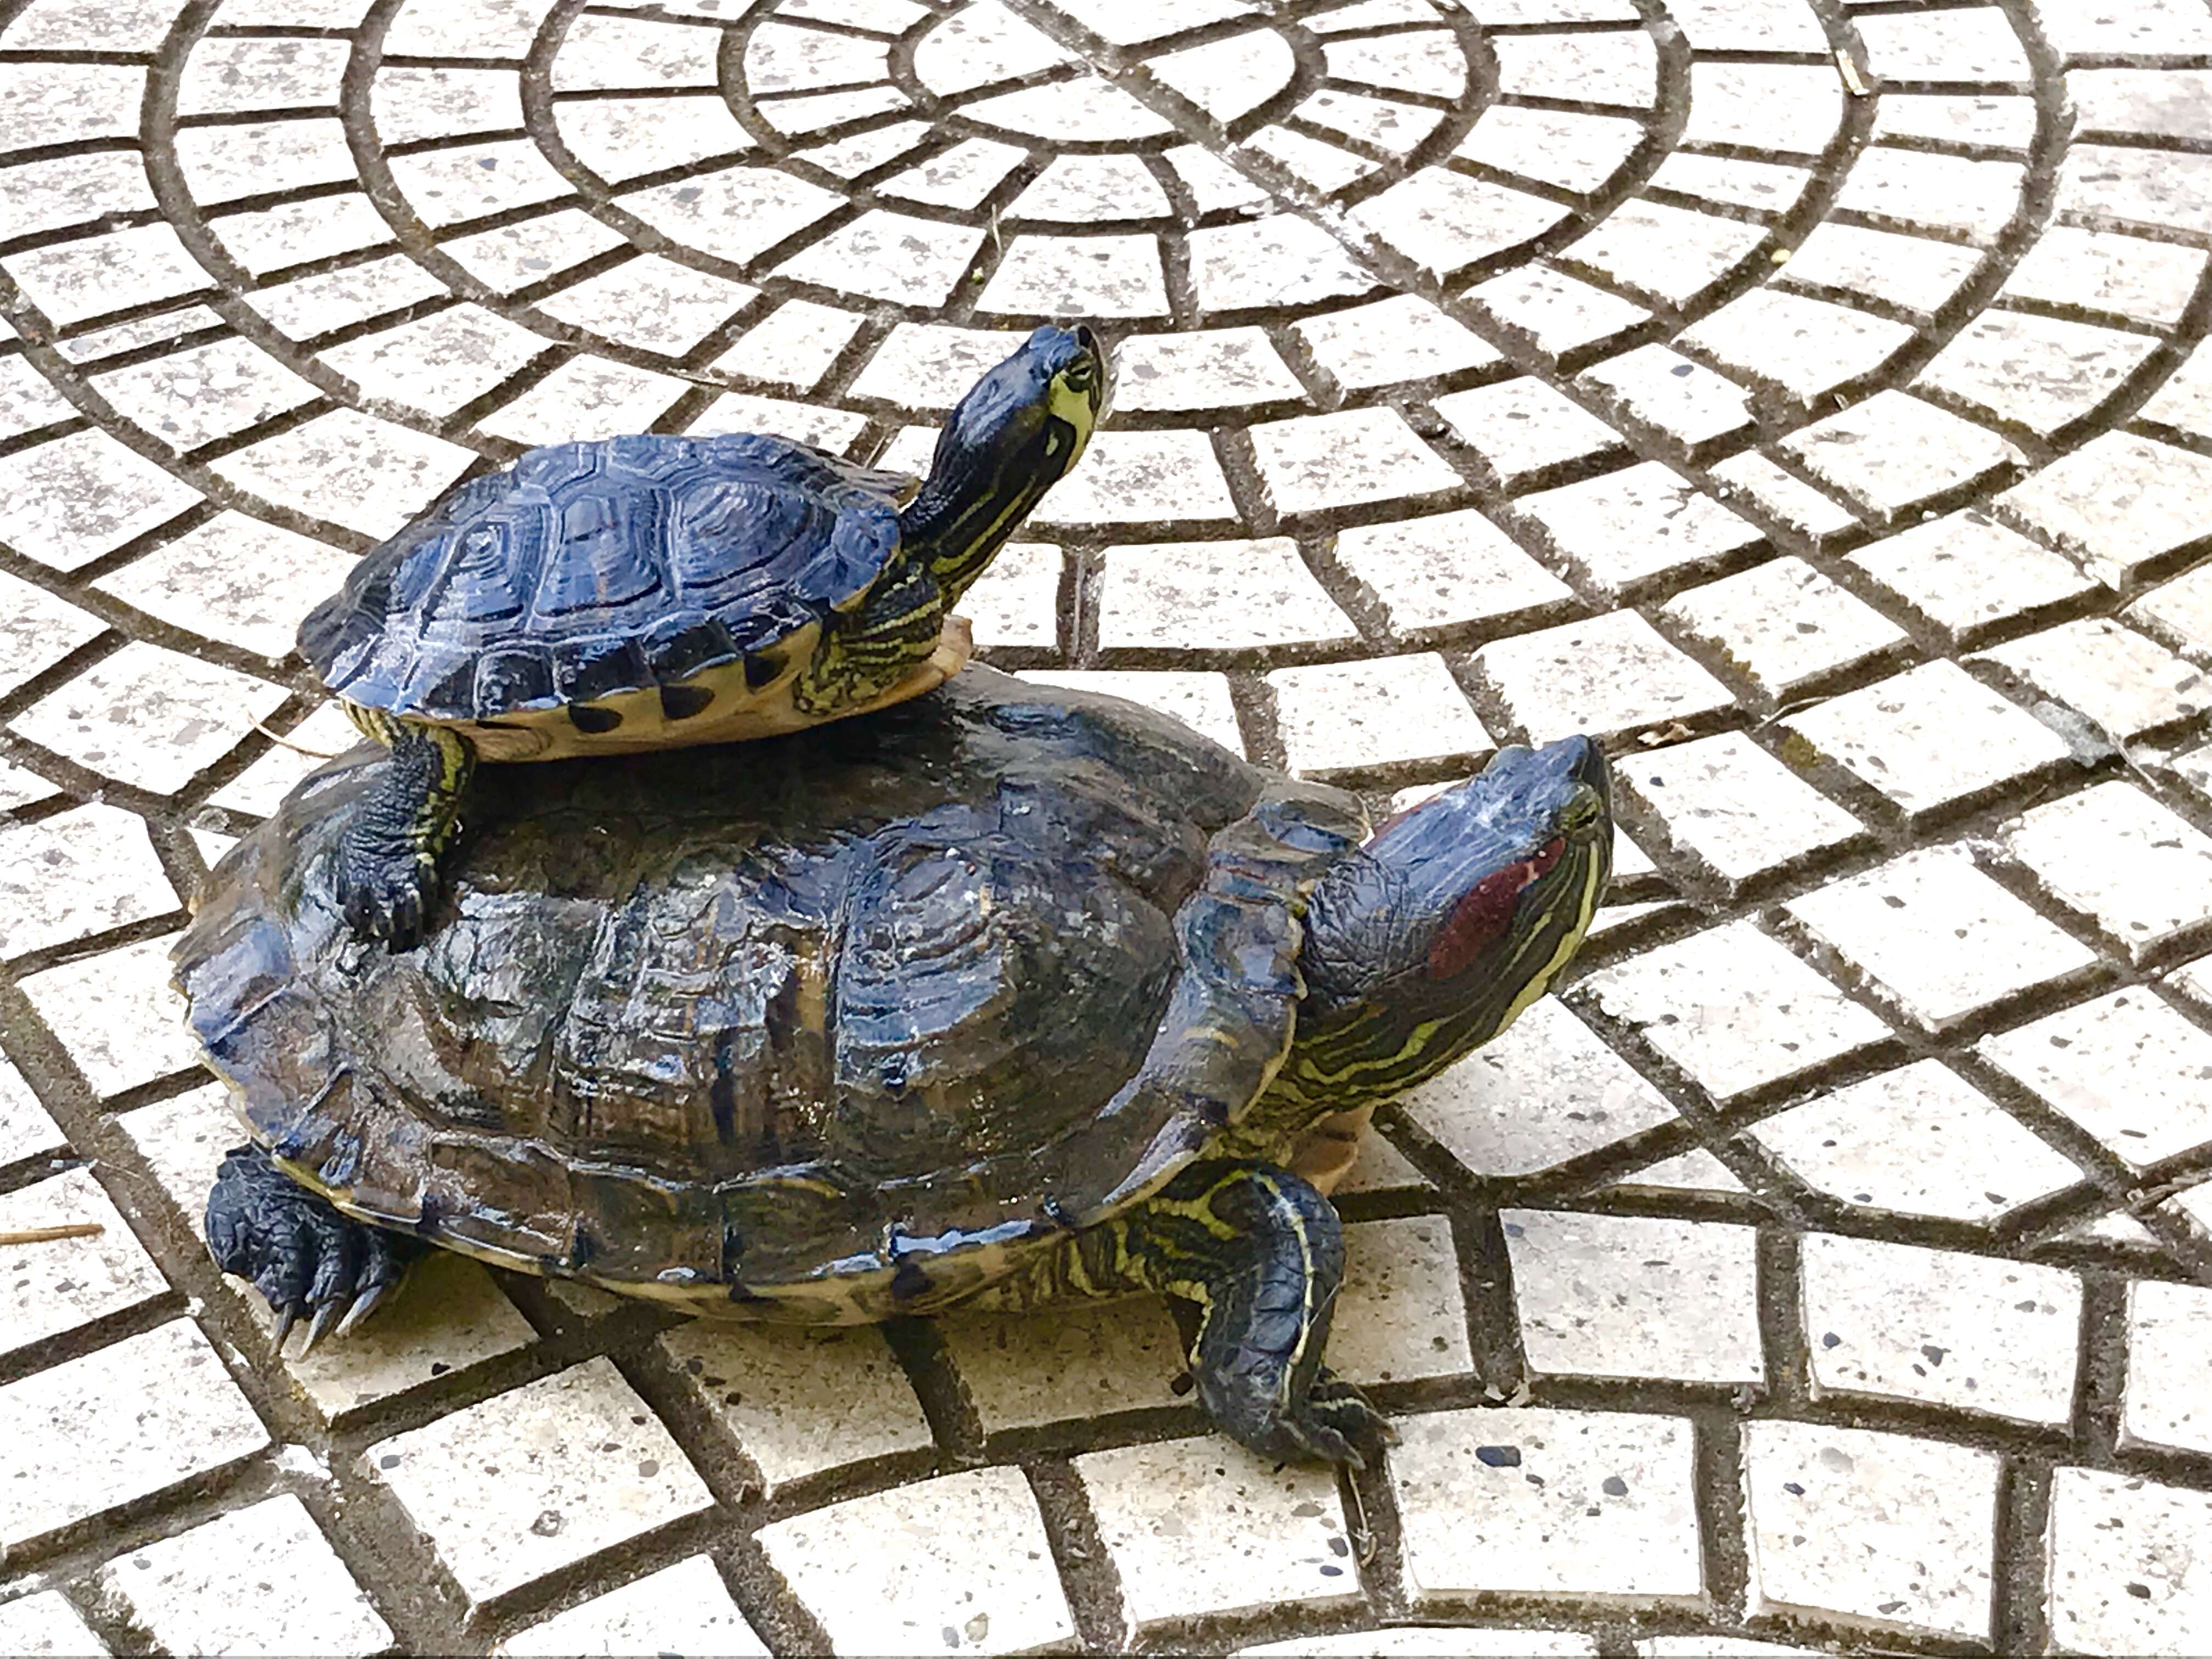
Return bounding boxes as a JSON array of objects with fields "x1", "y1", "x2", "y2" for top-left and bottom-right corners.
[
  {"x1": 300, "y1": 325, "x2": 1108, "y2": 951},
  {"x1": 179, "y1": 668, "x2": 1610, "y2": 1464}
]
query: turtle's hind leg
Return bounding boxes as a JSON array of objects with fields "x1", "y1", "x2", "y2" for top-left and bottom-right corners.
[
  {"x1": 335, "y1": 716, "x2": 475, "y2": 951},
  {"x1": 208, "y1": 1144, "x2": 426, "y2": 1353},
  {"x1": 1118, "y1": 1159, "x2": 1393, "y2": 1467}
]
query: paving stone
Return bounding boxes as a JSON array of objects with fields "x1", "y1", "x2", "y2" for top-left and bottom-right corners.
[
  {"x1": 2070, "y1": 66, "x2": 2212, "y2": 142},
  {"x1": 658, "y1": 1323, "x2": 932, "y2": 1497},
  {"x1": 1330, "y1": 1215, "x2": 1470, "y2": 1385},
  {"x1": 2057, "y1": 144, "x2": 2212, "y2": 239},
  {"x1": 1581, "y1": 345, "x2": 1753, "y2": 451},
  {"x1": 1492, "y1": 31, "x2": 1656, "y2": 106},
  {"x1": 1267, "y1": 653, "x2": 1489, "y2": 777},
  {"x1": 372, "y1": 66, "x2": 522, "y2": 145},
  {"x1": 1996, "y1": 432, "x2": 2212, "y2": 588},
  {"x1": 1349, "y1": 172, "x2": 1568, "y2": 283},
  {"x1": 1705, "y1": 454, "x2": 1862, "y2": 541},
  {"x1": 1331, "y1": 509, "x2": 1570, "y2": 638},
  {"x1": 1980, "y1": 988, "x2": 2212, "y2": 1171},
  {"x1": 1096, "y1": 538, "x2": 1356, "y2": 652},
  {"x1": 1789, "y1": 846, "x2": 2096, "y2": 1032},
  {"x1": 1570, "y1": 201, "x2": 1766, "y2": 310},
  {"x1": 0, "y1": 429, "x2": 205, "y2": 571},
  {"x1": 95, "y1": 1493, "x2": 391, "y2": 1658},
  {"x1": 1109, "y1": 329, "x2": 1303, "y2": 415},
  {"x1": 1975, "y1": 618, "x2": 2207, "y2": 743},
  {"x1": 1779, "y1": 659, "x2": 2073, "y2": 818},
  {"x1": 19, "y1": 933, "x2": 198, "y2": 1096},
  {"x1": 0, "y1": 803, "x2": 178, "y2": 957},
  {"x1": 1248, "y1": 1632, "x2": 1599, "y2": 1657},
  {"x1": 95, "y1": 512, "x2": 357, "y2": 663},
  {"x1": 1076, "y1": 1437, "x2": 1356, "y2": 1635},
  {"x1": 1750, "y1": 1060, "x2": 2083, "y2": 1224},
  {"x1": 211, "y1": 408, "x2": 478, "y2": 540},
  {"x1": 1431, "y1": 379, "x2": 1627, "y2": 488},
  {"x1": 0, "y1": 1319, "x2": 269, "y2": 1555},
  {"x1": 1854, "y1": 7, "x2": 2029, "y2": 82},
  {"x1": 2128, "y1": 560, "x2": 2212, "y2": 667},
  {"x1": 92, "y1": 336, "x2": 320, "y2": 456},
  {"x1": 0, "y1": 1591, "x2": 105, "y2": 1656},
  {"x1": 1579, "y1": 921, "x2": 1893, "y2": 1102},
  {"x1": 246, "y1": 256, "x2": 451, "y2": 339},
  {"x1": 2003, "y1": 226, "x2": 2205, "y2": 328},
  {"x1": 1871, "y1": 93, "x2": 2036, "y2": 151},
  {"x1": 759, "y1": 1465, "x2": 1075, "y2": 1654},
  {"x1": 499, "y1": 1555, "x2": 768, "y2": 1657},
  {"x1": 1456, "y1": 108, "x2": 1641, "y2": 194},
  {"x1": 1473, "y1": 610, "x2": 1736, "y2": 744},
  {"x1": 1777, "y1": 223, "x2": 1984, "y2": 321},
  {"x1": 2121, "y1": 1279, "x2": 2212, "y2": 1458},
  {"x1": 364, "y1": 1358, "x2": 713, "y2": 1610},
  {"x1": 1802, "y1": 1232, "x2": 2078, "y2": 1426},
  {"x1": 1647, "y1": 154, "x2": 1812, "y2": 218},
  {"x1": 1683, "y1": 290, "x2": 1918, "y2": 404},
  {"x1": 1662, "y1": 558, "x2": 1908, "y2": 699},
  {"x1": 686, "y1": 392, "x2": 867, "y2": 454},
  {"x1": 1251, "y1": 408, "x2": 1462, "y2": 517},
  {"x1": 1634, "y1": 1641, "x2": 1812, "y2": 1659},
  {"x1": 1504, "y1": 1210, "x2": 1763, "y2": 1385},
  {"x1": 1468, "y1": 264, "x2": 1651, "y2": 360},
  {"x1": 0, "y1": 1167, "x2": 166, "y2": 1359},
  {"x1": 1682, "y1": 63, "x2": 1841, "y2": 154},
  {"x1": 11, "y1": 641, "x2": 287, "y2": 797},
  {"x1": 1031, "y1": 429, "x2": 1239, "y2": 528},
  {"x1": 1390, "y1": 1407, "x2": 1705, "y2": 1607},
  {"x1": 478, "y1": 356, "x2": 694, "y2": 447},
  {"x1": 1526, "y1": 463, "x2": 1767, "y2": 599},
  {"x1": 2046, "y1": 1468, "x2": 2212, "y2": 1657},
  {"x1": 1848, "y1": 510, "x2": 2103, "y2": 645},
  {"x1": 535, "y1": 256, "x2": 757, "y2": 358},
  {"x1": 0, "y1": 154, "x2": 155, "y2": 250},
  {"x1": 1616, "y1": 730, "x2": 1863, "y2": 887},
  {"x1": 1017, "y1": 670, "x2": 1244, "y2": 754},
  {"x1": 0, "y1": 1056, "x2": 64, "y2": 1170},
  {"x1": 1189, "y1": 216, "x2": 1379, "y2": 313},
  {"x1": 1742, "y1": 1420, "x2": 1997, "y2": 1645},
  {"x1": 2003, "y1": 782, "x2": 2212, "y2": 961},
  {"x1": 556, "y1": 94, "x2": 752, "y2": 183},
  {"x1": 939, "y1": 1297, "x2": 1186, "y2": 1432},
  {"x1": 1920, "y1": 312, "x2": 2160, "y2": 437},
  {"x1": 1292, "y1": 295, "x2": 1502, "y2": 392},
  {"x1": 1607, "y1": 1147, "x2": 1748, "y2": 1198},
  {"x1": 1780, "y1": 391, "x2": 2024, "y2": 520}
]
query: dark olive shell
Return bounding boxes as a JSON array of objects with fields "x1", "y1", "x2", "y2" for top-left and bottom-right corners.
[
  {"x1": 297, "y1": 434, "x2": 915, "y2": 723},
  {"x1": 174, "y1": 669, "x2": 1367, "y2": 1315}
]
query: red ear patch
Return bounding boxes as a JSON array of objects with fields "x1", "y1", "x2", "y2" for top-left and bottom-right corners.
[{"x1": 1426, "y1": 837, "x2": 1567, "y2": 980}]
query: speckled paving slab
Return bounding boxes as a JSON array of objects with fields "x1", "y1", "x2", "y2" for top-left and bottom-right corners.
[{"x1": 2, "y1": 0, "x2": 2212, "y2": 1651}]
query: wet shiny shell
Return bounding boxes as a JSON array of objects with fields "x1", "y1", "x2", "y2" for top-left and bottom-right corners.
[
  {"x1": 174, "y1": 670, "x2": 1368, "y2": 1321},
  {"x1": 297, "y1": 433, "x2": 917, "y2": 728}
]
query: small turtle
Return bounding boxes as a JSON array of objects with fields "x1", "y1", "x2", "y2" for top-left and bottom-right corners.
[
  {"x1": 300, "y1": 324, "x2": 1107, "y2": 951},
  {"x1": 179, "y1": 669, "x2": 1610, "y2": 1464}
]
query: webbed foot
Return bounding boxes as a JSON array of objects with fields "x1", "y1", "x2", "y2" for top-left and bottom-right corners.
[
  {"x1": 1131, "y1": 1159, "x2": 1389, "y2": 1468},
  {"x1": 207, "y1": 1144, "x2": 422, "y2": 1353},
  {"x1": 334, "y1": 721, "x2": 474, "y2": 952}
]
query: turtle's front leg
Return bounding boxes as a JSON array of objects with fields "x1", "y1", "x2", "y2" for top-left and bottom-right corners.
[
  {"x1": 1123, "y1": 1159, "x2": 1393, "y2": 1467},
  {"x1": 207, "y1": 1144, "x2": 426, "y2": 1352},
  {"x1": 335, "y1": 720, "x2": 475, "y2": 951}
]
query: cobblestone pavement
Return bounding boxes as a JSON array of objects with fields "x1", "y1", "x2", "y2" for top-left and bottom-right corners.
[{"x1": 4, "y1": 0, "x2": 2212, "y2": 1652}]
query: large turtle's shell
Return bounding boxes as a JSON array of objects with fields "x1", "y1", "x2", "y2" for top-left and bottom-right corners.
[
  {"x1": 176, "y1": 669, "x2": 1367, "y2": 1319},
  {"x1": 297, "y1": 433, "x2": 914, "y2": 724}
]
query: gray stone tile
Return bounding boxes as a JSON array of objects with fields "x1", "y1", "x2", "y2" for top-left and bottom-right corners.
[
  {"x1": 2122, "y1": 1279, "x2": 2212, "y2": 1458},
  {"x1": 1390, "y1": 1407, "x2": 1705, "y2": 1608},
  {"x1": 1331, "y1": 510, "x2": 1571, "y2": 639},
  {"x1": 1848, "y1": 511, "x2": 2104, "y2": 646},
  {"x1": 1780, "y1": 391, "x2": 2023, "y2": 518},
  {"x1": 1996, "y1": 433, "x2": 2212, "y2": 588},
  {"x1": 1973, "y1": 618, "x2": 2208, "y2": 742},
  {"x1": 1661, "y1": 557, "x2": 1907, "y2": 699},
  {"x1": 1475, "y1": 610, "x2": 1735, "y2": 744},
  {"x1": 499, "y1": 1556, "x2": 768, "y2": 1657},
  {"x1": 1742, "y1": 1420, "x2": 1997, "y2": 1645},
  {"x1": 1980, "y1": 988, "x2": 2212, "y2": 1170},
  {"x1": 2003, "y1": 782, "x2": 2212, "y2": 962},
  {"x1": 1505, "y1": 1210, "x2": 1763, "y2": 1385},
  {"x1": 1616, "y1": 731, "x2": 1864, "y2": 887},
  {"x1": 2046, "y1": 1469, "x2": 2212, "y2": 1658}
]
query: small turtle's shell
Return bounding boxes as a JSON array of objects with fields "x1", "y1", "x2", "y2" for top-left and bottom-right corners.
[
  {"x1": 174, "y1": 670, "x2": 1368, "y2": 1321},
  {"x1": 298, "y1": 433, "x2": 915, "y2": 729}
]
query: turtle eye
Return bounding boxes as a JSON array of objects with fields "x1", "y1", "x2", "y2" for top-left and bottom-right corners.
[{"x1": 1060, "y1": 359, "x2": 1096, "y2": 392}]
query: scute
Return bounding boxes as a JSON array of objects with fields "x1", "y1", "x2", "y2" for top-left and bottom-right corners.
[
  {"x1": 174, "y1": 670, "x2": 1364, "y2": 1317},
  {"x1": 298, "y1": 434, "x2": 918, "y2": 723}
]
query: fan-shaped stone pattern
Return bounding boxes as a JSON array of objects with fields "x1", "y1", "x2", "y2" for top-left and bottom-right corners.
[{"x1": 5, "y1": 0, "x2": 2212, "y2": 1650}]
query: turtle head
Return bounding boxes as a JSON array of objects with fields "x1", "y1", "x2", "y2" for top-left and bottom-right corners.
[
  {"x1": 1286, "y1": 736, "x2": 1613, "y2": 1107},
  {"x1": 901, "y1": 324, "x2": 1110, "y2": 601}
]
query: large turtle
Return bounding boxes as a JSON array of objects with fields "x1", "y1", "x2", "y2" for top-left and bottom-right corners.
[
  {"x1": 179, "y1": 669, "x2": 1611, "y2": 1464},
  {"x1": 301, "y1": 325, "x2": 1107, "y2": 952}
]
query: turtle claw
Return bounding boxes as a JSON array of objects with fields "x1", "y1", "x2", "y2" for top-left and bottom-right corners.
[
  {"x1": 335, "y1": 1279, "x2": 390, "y2": 1338},
  {"x1": 205, "y1": 1144, "x2": 424, "y2": 1362}
]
